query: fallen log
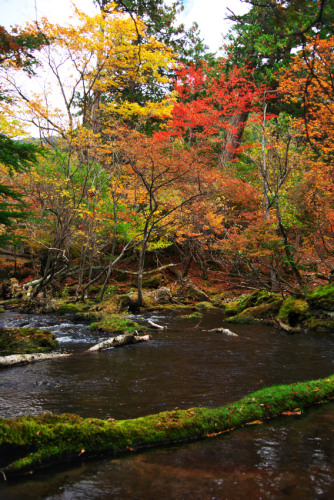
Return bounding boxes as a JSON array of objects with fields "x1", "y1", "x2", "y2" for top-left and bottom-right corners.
[
  {"x1": 208, "y1": 328, "x2": 238, "y2": 337},
  {"x1": 87, "y1": 333, "x2": 151, "y2": 352},
  {"x1": 0, "y1": 352, "x2": 72, "y2": 368},
  {"x1": 2, "y1": 374, "x2": 334, "y2": 475},
  {"x1": 148, "y1": 320, "x2": 167, "y2": 330}
]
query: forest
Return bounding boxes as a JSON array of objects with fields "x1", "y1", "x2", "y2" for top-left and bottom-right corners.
[{"x1": 2, "y1": 0, "x2": 334, "y2": 493}]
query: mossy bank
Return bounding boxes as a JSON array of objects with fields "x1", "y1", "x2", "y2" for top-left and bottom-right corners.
[
  {"x1": 2, "y1": 374, "x2": 334, "y2": 475},
  {"x1": 224, "y1": 284, "x2": 334, "y2": 331}
]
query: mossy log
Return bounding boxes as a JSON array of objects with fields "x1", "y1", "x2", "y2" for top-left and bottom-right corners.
[
  {"x1": 87, "y1": 333, "x2": 151, "y2": 352},
  {"x1": 2, "y1": 374, "x2": 334, "y2": 475}
]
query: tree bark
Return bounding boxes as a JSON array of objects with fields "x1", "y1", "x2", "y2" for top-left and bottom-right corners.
[
  {"x1": 87, "y1": 333, "x2": 151, "y2": 352},
  {"x1": 219, "y1": 110, "x2": 249, "y2": 166},
  {"x1": 0, "y1": 352, "x2": 72, "y2": 367}
]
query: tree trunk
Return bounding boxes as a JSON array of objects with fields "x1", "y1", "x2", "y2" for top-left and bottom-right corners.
[
  {"x1": 0, "y1": 352, "x2": 72, "y2": 368},
  {"x1": 219, "y1": 110, "x2": 249, "y2": 166},
  {"x1": 87, "y1": 333, "x2": 151, "y2": 352}
]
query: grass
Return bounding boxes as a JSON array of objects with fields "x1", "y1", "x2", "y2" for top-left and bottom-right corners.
[{"x1": 2, "y1": 374, "x2": 334, "y2": 475}]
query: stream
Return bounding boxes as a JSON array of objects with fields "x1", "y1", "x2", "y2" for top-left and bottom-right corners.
[{"x1": 1, "y1": 308, "x2": 334, "y2": 498}]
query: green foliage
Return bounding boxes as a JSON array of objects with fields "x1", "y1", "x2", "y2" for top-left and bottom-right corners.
[{"x1": 0, "y1": 134, "x2": 43, "y2": 244}]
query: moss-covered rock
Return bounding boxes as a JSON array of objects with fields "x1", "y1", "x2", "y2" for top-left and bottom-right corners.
[
  {"x1": 195, "y1": 301, "x2": 217, "y2": 311},
  {"x1": 224, "y1": 299, "x2": 242, "y2": 316},
  {"x1": 307, "y1": 283, "x2": 334, "y2": 311},
  {"x1": 2, "y1": 374, "x2": 334, "y2": 474},
  {"x1": 227, "y1": 312, "x2": 260, "y2": 324},
  {"x1": 227, "y1": 299, "x2": 283, "y2": 324},
  {"x1": 89, "y1": 314, "x2": 145, "y2": 334},
  {"x1": 142, "y1": 274, "x2": 164, "y2": 289},
  {"x1": 304, "y1": 316, "x2": 334, "y2": 331},
  {"x1": 171, "y1": 280, "x2": 209, "y2": 304},
  {"x1": 57, "y1": 303, "x2": 83, "y2": 313},
  {"x1": 0, "y1": 308, "x2": 4, "y2": 313},
  {"x1": 278, "y1": 298, "x2": 309, "y2": 327},
  {"x1": 179, "y1": 311, "x2": 203, "y2": 320},
  {"x1": 0, "y1": 327, "x2": 58, "y2": 354}
]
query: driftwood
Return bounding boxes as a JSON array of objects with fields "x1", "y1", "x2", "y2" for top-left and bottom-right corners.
[
  {"x1": 87, "y1": 333, "x2": 152, "y2": 352},
  {"x1": 0, "y1": 333, "x2": 151, "y2": 367},
  {"x1": 0, "y1": 352, "x2": 72, "y2": 368},
  {"x1": 276, "y1": 318, "x2": 301, "y2": 333},
  {"x1": 148, "y1": 320, "x2": 167, "y2": 330},
  {"x1": 208, "y1": 328, "x2": 239, "y2": 337}
]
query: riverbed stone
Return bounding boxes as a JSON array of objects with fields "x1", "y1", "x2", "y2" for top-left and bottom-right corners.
[{"x1": 0, "y1": 327, "x2": 58, "y2": 354}]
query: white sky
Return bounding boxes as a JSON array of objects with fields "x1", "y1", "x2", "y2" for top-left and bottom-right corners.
[{"x1": 1, "y1": 0, "x2": 249, "y2": 52}]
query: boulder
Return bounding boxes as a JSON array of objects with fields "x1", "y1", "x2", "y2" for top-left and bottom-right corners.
[
  {"x1": 171, "y1": 279, "x2": 209, "y2": 304},
  {"x1": 0, "y1": 327, "x2": 58, "y2": 354}
]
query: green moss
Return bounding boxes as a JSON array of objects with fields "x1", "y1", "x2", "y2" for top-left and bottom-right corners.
[
  {"x1": 225, "y1": 291, "x2": 282, "y2": 318},
  {"x1": 304, "y1": 316, "x2": 334, "y2": 331},
  {"x1": 224, "y1": 299, "x2": 242, "y2": 317},
  {"x1": 0, "y1": 328, "x2": 58, "y2": 354},
  {"x1": 57, "y1": 303, "x2": 83, "y2": 313},
  {"x1": 227, "y1": 312, "x2": 259, "y2": 324},
  {"x1": 0, "y1": 308, "x2": 4, "y2": 313},
  {"x1": 195, "y1": 301, "x2": 217, "y2": 311},
  {"x1": 179, "y1": 312, "x2": 203, "y2": 320},
  {"x1": 307, "y1": 283, "x2": 334, "y2": 311},
  {"x1": 142, "y1": 274, "x2": 163, "y2": 289},
  {"x1": 2, "y1": 375, "x2": 334, "y2": 474},
  {"x1": 88, "y1": 314, "x2": 145, "y2": 334},
  {"x1": 278, "y1": 298, "x2": 309, "y2": 326}
]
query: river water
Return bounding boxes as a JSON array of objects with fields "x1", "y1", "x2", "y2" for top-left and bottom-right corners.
[{"x1": 1, "y1": 308, "x2": 334, "y2": 499}]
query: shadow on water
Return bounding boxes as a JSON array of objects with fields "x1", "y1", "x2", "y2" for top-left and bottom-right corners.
[{"x1": 1, "y1": 308, "x2": 334, "y2": 498}]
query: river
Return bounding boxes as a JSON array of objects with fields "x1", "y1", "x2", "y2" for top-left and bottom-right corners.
[{"x1": 1, "y1": 308, "x2": 334, "y2": 498}]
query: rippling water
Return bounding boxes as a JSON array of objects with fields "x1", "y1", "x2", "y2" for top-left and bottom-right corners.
[{"x1": 1, "y1": 308, "x2": 334, "y2": 498}]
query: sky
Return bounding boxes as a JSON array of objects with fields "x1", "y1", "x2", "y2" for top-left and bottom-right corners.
[{"x1": 1, "y1": 0, "x2": 249, "y2": 52}]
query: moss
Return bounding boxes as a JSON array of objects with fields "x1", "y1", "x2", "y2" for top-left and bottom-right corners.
[
  {"x1": 224, "y1": 300, "x2": 242, "y2": 317},
  {"x1": 2, "y1": 374, "x2": 334, "y2": 474},
  {"x1": 57, "y1": 303, "x2": 83, "y2": 313},
  {"x1": 225, "y1": 291, "x2": 282, "y2": 318},
  {"x1": 304, "y1": 316, "x2": 334, "y2": 331},
  {"x1": 179, "y1": 311, "x2": 203, "y2": 320},
  {"x1": 0, "y1": 308, "x2": 4, "y2": 313},
  {"x1": 227, "y1": 312, "x2": 259, "y2": 324},
  {"x1": 88, "y1": 314, "x2": 145, "y2": 334},
  {"x1": 278, "y1": 298, "x2": 309, "y2": 327},
  {"x1": 142, "y1": 274, "x2": 164, "y2": 289},
  {"x1": 0, "y1": 327, "x2": 58, "y2": 354},
  {"x1": 307, "y1": 283, "x2": 334, "y2": 311},
  {"x1": 195, "y1": 301, "x2": 217, "y2": 311}
]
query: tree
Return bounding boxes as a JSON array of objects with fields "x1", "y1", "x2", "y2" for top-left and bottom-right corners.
[
  {"x1": 122, "y1": 130, "x2": 210, "y2": 306},
  {"x1": 156, "y1": 60, "x2": 263, "y2": 165},
  {"x1": 0, "y1": 25, "x2": 45, "y2": 245}
]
